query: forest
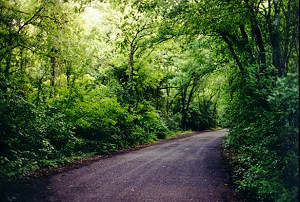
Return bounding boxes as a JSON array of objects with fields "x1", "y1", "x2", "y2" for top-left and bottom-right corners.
[{"x1": 0, "y1": 0, "x2": 298, "y2": 201}]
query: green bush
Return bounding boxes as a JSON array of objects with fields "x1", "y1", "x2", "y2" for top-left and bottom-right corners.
[
  {"x1": 126, "y1": 125, "x2": 157, "y2": 145},
  {"x1": 66, "y1": 97, "x2": 134, "y2": 148},
  {"x1": 0, "y1": 91, "x2": 74, "y2": 180},
  {"x1": 224, "y1": 71, "x2": 299, "y2": 201},
  {"x1": 134, "y1": 103, "x2": 169, "y2": 140}
]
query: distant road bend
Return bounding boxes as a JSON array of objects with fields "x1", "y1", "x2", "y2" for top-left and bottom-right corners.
[{"x1": 22, "y1": 129, "x2": 239, "y2": 201}]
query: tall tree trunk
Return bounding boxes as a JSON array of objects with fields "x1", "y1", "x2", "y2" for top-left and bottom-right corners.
[
  {"x1": 66, "y1": 62, "x2": 71, "y2": 87},
  {"x1": 186, "y1": 77, "x2": 198, "y2": 113},
  {"x1": 267, "y1": 0, "x2": 283, "y2": 76},
  {"x1": 181, "y1": 86, "x2": 188, "y2": 130},
  {"x1": 181, "y1": 77, "x2": 198, "y2": 130},
  {"x1": 166, "y1": 83, "x2": 170, "y2": 114},
  {"x1": 245, "y1": 0, "x2": 266, "y2": 70},
  {"x1": 219, "y1": 32, "x2": 245, "y2": 75},
  {"x1": 4, "y1": 33, "x2": 13, "y2": 79},
  {"x1": 128, "y1": 46, "x2": 134, "y2": 112},
  {"x1": 156, "y1": 86, "x2": 159, "y2": 110},
  {"x1": 239, "y1": 24, "x2": 255, "y2": 64},
  {"x1": 50, "y1": 56, "x2": 56, "y2": 97}
]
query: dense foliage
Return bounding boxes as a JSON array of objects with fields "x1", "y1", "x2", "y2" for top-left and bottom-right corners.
[
  {"x1": 224, "y1": 69, "x2": 298, "y2": 201},
  {"x1": 139, "y1": 0, "x2": 299, "y2": 200},
  {"x1": 0, "y1": 0, "x2": 219, "y2": 185},
  {"x1": 0, "y1": 0, "x2": 298, "y2": 201},
  {"x1": 151, "y1": 0, "x2": 298, "y2": 201}
]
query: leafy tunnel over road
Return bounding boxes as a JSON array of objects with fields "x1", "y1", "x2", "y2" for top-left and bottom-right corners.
[{"x1": 6, "y1": 129, "x2": 240, "y2": 202}]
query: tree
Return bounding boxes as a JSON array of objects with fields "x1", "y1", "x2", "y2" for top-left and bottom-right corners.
[
  {"x1": 108, "y1": 3, "x2": 164, "y2": 111},
  {"x1": 150, "y1": 0, "x2": 299, "y2": 200}
]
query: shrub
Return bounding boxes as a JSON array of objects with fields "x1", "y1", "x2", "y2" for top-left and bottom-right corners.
[
  {"x1": 0, "y1": 91, "x2": 74, "y2": 180},
  {"x1": 66, "y1": 97, "x2": 134, "y2": 148},
  {"x1": 224, "y1": 71, "x2": 299, "y2": 201},
  {"x1": 134, "y1": 103, "x2": 169, "y2": 140}
]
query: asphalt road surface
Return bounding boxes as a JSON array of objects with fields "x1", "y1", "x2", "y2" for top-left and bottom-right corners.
[{"x1": 8, "y1": 129, "x2": 239, "y2": 202}]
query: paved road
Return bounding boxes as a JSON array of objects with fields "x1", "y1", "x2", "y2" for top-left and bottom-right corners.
[{"x1": 12, "y1": 129, "x2": 238, "y2": 201}]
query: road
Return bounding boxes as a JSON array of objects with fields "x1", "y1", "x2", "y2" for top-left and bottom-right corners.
[{"x1": 8, "y1": 129, "x2": 239, "y2": 202}]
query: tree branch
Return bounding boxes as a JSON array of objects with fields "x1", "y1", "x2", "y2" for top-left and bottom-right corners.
[
  {"x1": 218, "y1": 31, "x2": 245, "y2": 75},
  {"x1": 18, "y1": 6, "x2": 44, "y2": 33}
]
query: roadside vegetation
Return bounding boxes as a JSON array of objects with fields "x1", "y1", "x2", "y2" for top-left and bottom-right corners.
[{"x1": 0, "y1": 0, "x2": 298, "y2": 201}]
